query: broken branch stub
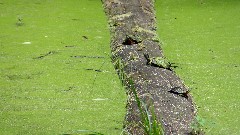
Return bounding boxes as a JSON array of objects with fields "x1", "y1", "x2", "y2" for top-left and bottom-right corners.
[{"x1": 102, "y1": 0, "x2": 197, "y2": 134}]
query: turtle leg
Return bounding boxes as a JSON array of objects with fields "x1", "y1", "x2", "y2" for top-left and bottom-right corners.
[{"x1": 143, "y1": 53, "x2": 151, "y2": 65}]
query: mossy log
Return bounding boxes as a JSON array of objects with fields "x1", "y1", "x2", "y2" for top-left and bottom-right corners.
[{"x1": 102, "y1": 0, "x2": 197, "y2": 134}]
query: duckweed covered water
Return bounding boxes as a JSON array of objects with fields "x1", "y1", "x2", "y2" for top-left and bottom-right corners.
[
  {"x1": 156, "y1": 0, "x2": 240, "y2": 134},
  {"x1": 2, "y1": 0, "x2": 240, "y2": 134},
  {"x1": 0, "y1": 1, "x2": 126, "y2": 134}
]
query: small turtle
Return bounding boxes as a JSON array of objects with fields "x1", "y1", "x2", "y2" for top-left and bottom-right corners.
[
  {"x1": 144, "y1": 53, "x2": 171, "y2": 70},
  {"x1": 123, "y1": 35, "x2": 142, "y2": 45},
  {"x1": 168, "y1": 86, "x2": 190, "y2": 98}
]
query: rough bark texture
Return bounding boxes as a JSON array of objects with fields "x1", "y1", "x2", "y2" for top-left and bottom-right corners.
[{"x1": 102, "y1": 0, "x2": 197, "y2": 134}]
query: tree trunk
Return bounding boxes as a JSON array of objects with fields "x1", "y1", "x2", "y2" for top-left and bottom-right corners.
[{"x1": 102, "y1": 0, "x2": 197, "y2": 134}]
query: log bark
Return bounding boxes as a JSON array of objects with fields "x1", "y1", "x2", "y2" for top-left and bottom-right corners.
[{"x1": 102, "y1": 0, "x2": 197, "y2": 134}]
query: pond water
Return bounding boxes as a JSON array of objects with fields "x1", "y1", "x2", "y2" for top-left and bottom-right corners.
[
  {"x1": 156, "y1": 0, "x2": 240, "y2": 134},
  {"x1": 0, "y1": 1, "x2": 126, "y2": 134},
  {"x1": 1, "y1": 0, "x2": 240, "y2": 134}
]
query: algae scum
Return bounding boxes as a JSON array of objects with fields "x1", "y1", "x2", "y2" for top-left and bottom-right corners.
[
  {"x1": 0, "y1": 1, "x2": 126, "y2": 134},
  {"x1": 1, "y1": 0, "x2": 240, "y2": 135},
  {"x1": 156, "y1": 0, "x2": 240, "y2": 134}
]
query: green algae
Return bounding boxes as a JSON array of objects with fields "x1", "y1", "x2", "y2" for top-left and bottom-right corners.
[
  {"x1": 156, "y1": 0, "x2": 240, "y2": 134},
  {"x1": 2, "y1": 0, "x2": 240, "y2": 134},
  {"x1": 0, "y1": 1, "x2": 126, "y2": 134}
]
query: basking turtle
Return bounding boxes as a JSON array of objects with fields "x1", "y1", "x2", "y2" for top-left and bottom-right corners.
[
  {"x1": 122, "y1": 34, "x2": 142, "y2": 45},
  {"x1": 144, "y1": 53, "x2": 172, "y2": 70},
  {"x1": 168, "y1": 86, "x2": 190, "y2": 98}
]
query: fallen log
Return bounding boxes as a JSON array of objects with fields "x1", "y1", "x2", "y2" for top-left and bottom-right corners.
[{"x1": 102, "y1": 0, "x2": 198, "y2": 134}]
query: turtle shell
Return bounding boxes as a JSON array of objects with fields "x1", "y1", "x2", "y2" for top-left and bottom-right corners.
[
  {"x1": 169, "y1": 86, "x2": 190, "y2": 98},
  {"x1": 150, "y1": 57, "x2": 171, "y2": 69},
  {"x1": 169, "y1": 87, "x2": 187, "y2": 94}
]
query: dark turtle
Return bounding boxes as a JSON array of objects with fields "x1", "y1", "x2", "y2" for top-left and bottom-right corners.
[
  {"x1": 144, "y1": 53, "x2": 172, "y2": 70},
  {"x1": 168, "y1": 86, "x2": 190, "y2": 98},
  {"x1": 123, "y1": 35, "x2": 142, "y2": 45}
]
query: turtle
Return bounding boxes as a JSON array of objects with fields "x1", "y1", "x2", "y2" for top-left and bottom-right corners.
[
  {"x1": 144, "y1": 53, "x2": 172, "y2": 70},
  {"x1": 168, "y1": 86, "x2": 190, "y2": 98},
  {"x1": 122, "y1": 34, "x2": 142, "y2": 45}
]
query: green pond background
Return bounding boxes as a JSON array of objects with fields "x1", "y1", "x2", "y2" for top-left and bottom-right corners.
[{"x1": 0, "y1": 0, "x2": 239, "y2": 134}]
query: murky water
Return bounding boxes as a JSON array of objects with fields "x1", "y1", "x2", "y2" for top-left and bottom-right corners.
[
  {"x1": 1, "y1": 0, "x2": 240, "y2": 134},
  {"x1": 0, "y1": 1, "x2": 126, "y2": 134},
  {"x1": 156, "y1": 0, "x2": 240, "y2": 134}
]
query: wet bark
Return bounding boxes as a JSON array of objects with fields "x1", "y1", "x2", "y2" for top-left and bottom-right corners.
[{"x1": 102, "y1": 0, "x2": 197, "y2": 134}]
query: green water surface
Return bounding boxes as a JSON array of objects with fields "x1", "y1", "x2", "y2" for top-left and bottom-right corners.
[
  {"x1": 1, "y1": 0, "x2": 240, "y2": 135},
  {"x1": 0, "y1": 1, "x2": 126, "y2": 134},
  {"x1": 156, "y1": 0, "x2": 240, "y2": 134}
]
